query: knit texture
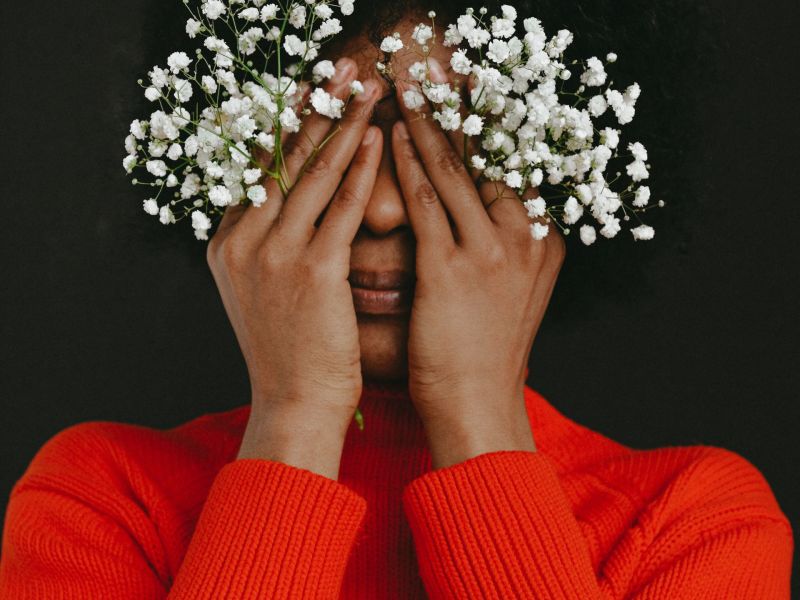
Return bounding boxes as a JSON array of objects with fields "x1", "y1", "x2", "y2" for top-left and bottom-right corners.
[{"x1": 0, "y1": 383, "x2": 793, "y2": 599}]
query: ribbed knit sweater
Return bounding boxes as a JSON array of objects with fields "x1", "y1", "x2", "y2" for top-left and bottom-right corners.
[{"x1": 0, "y1": 382, "x2": 793, "y2": 598}]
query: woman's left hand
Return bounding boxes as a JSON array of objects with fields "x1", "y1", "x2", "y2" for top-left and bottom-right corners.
[{"x1": 391, "y1": 58, "x2": 566, "y2": 470}]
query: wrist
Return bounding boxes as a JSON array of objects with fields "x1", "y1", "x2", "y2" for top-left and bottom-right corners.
[
  {"x1": 421, "y1": 395, "x2": 536, "y2": 470},
  {"x1": 237, "y1": 405, "x2": 351, "y2": 480}
]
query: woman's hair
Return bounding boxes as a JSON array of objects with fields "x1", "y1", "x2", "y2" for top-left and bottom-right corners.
[
  {"x1": 333, "y1": 0, "x2": 719, "y2": 319},
  {"x1": 141, "y1": 0, "x2": 719, "y2": 319}
]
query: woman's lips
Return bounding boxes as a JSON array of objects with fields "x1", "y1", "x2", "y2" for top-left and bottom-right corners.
[{"x1": 349, "y1": 269, "x2": 414, "y2": 315}]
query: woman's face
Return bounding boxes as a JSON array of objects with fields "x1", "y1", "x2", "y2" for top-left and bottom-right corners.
[{"x1": 323, "y1": 16, "x2": 457, "y2": 383}]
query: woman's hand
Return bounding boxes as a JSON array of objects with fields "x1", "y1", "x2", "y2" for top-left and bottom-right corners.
[
  {"x1": 206, "y1": 58, "x2": 382, "y2": 478},
  {"x1": 391, "y1": 59, "x2": 566, "y2": 470}
]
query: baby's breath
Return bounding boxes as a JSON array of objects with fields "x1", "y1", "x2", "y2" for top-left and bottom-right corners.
[{"x1": 124, "y1": 1, "x2": 659, "y2": 244}]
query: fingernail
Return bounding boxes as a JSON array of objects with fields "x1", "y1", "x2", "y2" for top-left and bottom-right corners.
[
  {"x1": 333, "y1": 58, "x2": 353, "y2": 83},
  {"x1": 356, "y1": 79, "x2": 378, "y2": 102},
  {"x1": 428, "y1": 57, "x2": 446, "y2": 82},
  {"x1": 362, "y1": 126, "x2": 377, "y2": 146},
  {"x1": 395, "y1": 121, "x2": 409, "y2": 140}
]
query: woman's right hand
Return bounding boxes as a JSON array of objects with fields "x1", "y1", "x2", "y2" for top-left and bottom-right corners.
[{"x1": 205, "y1": 58, "x2": 382, "y2": 478}]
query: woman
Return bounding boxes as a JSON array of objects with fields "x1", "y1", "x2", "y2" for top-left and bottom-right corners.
[{"x1": 0, "y1": 1, "x2": 793, "y2": 598}]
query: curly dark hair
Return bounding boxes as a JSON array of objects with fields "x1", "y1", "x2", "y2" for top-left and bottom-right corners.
[
  {"x1": 141, "y1": 0, "x2": 719, "y2": 321},
  {"x1": 329, "y1": 0, "x2": 719, "y2": 319}
]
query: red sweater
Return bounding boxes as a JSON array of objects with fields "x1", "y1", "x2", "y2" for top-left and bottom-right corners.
[{"x1": 0, "y1": 383, "x2": 793, "y2": 598}]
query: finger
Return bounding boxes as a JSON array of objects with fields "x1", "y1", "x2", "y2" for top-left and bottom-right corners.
[
  {"x1": 392, "y1": 120, "x2": 456, "y2": 251},
  {"x1": 275, "y1": 78, "x2": 381, "y2": 242},
  {"x1": 395, "y1": 73, "x2": 495, "y2": 246},
  {"x1": 310, "y1": 126, "x2": 382, "y2": 254},
  {"x1": 478, "y1": 178, "x2": 531, "y2": 230},
  {"x1": 236, "y1": 57, "x2": 359, "y2": 236},
  {"x1": 426, "y1": 58, "x2": 482, "y2": 183}
]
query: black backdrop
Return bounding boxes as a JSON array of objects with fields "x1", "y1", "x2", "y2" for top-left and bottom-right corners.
[{"x1": 1, "y1": 0, "x2": 798, "y2": 592}]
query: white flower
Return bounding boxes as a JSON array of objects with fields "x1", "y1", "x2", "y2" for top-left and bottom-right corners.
[
  {"x1": 144, "y1": 87, "x2": 161, "y2": 101},
  {"x1": 504, "y1": 169, "x2": 523, "y2": 188},
  {"x1": 575, "y1": 183, "x2": 593, "y2": 205},
  {"x1": 491, "y1": 18, "x2": 515, "y2": 39},
  {"x1": 201, "y1": 0, "x2": 226, "y2": 20},
  {"x1": 380, "y1": 35, "x2": 403, "y2": 53},
  {"x1": 631, "y1": 224, "x2": 654, "y2": 240},
  {"x1": 209, "y1": 184, "x2": 233, "y2": 207},
  {"x1": 181, "y1": 173, "x2": 201, "y2": 199},
  {"x1": 317, "y1": 18, "x2": 342, "y2": 37},
  {"x1": 260, "y1": 4, "x2": 279, "y2": 20},
  {"x1": 247, "y1": 185, "x2": 267, "y2": 207},
  {"x1": 279, "y1": 106, "x2": 301, "y2": 131},
  {"x1": 633, "y1": 185, "x2": 651, "y2": 207},
  {"x1": 130, "y1": 119, "x2": 147, "y2": 139},
  {"x1": 288, "y1": 5, "x2": 306, "y2": 28},
  {"x1": 312, "y1": 59, "x2": 336, "y2": 82},
  {"x1": 450, "y1": 50, "x2": 472, "y2": 75},
  {"x1": 524, "y1": 197, "x2": 546, "y2": 218},
  {"x1": 166, "y1": 143, "x2": 183, "y2": 161},
  {"x1": 146, "y1": 160, "x2": 167, "y2": 177},
  {"x1": 579, "y1": 224, "x2": 596, "y2": 245},
  {"x1": 283, "y1": 34, "x2": 305, "y2": 56},
  {"x1": 462, "y1": 114, "x2": 484, "y2": 136},
  {"x1": 402, "y1": 88, "x2": 425, "y2": 110},
  {"x1": 529, "y1": 168, "x2": 544, "y2": 187},
  {"x1": 600, "y1": 127, "x2": 619, "y2": 150},
  {"x1": 314, "y1": 3, "x2": 333, "y2": 19},
  {"x1": 487, "y1": 40, "x2": 510, "y2": 63},
  {"x1": 340, "y1": 0, "x2": 354, "y2": 15},
  {"x1": 626, "y1": 160, "x2": 649, "y2": 182},
  {"x1": 600, "y1": 215, "x2": 621, "y2": 238},
  {"x1": 628, "y1": 141, "x2": 648, "y2": 161},
  {"x1": 186, "y1": 18, "x2": 202, "y2": 38},
  {"x1": 580, "y1": 56, "x2": 606, "y2": 87},
  {"x1": 310, "y1": 87, "x2": 344, "y2": 118},
  {"x1": 606, "y1": 52, "x2": 618, "y2": 63},
  {"x1": 412, "y1": 24, "x2": 433, "y2": 45},
  {"x1": 143, "y1": 198, "x2": 159, "y2": 215},
  {"x1": 433, "y1": 107, "x2": 461, "y2": 131},
  {"x1": 465, "y1": 28, "x2": 491, "y2": 48},
  {"x1": 530, "y1": 221, "x2": 549, "y2": 240},
  {"x1": 201, "y1": 75, "x2": 218, "y2": 94},
  {"x1": 243, "y1": 168, "x2": 262, "y2": 185},
  {"x1": 172, "y1": 78, "x2": 193, "y2": 103},
  {"x1": 123, "y1": 154, "x2": 137, "y2": 173},
  {"x1": 408, "y1": 61, "x2": 427, "y2": 81},
  {"x1": 239, "y1": 7, "x2": 260, "y2": 21},
  {"x1": 159, "y1": 205, "x2": 176, "y2": 224},
  {"x1": 562, "y1": 196, "x2": 584, "y2": 224},
  {"x1": 471, "y1": 155, "x2": 486, "y2": 170},
  {"x1": 350, "y1": 80, "x2": 364, "y2": 94},
  {"x1": 191, "y1": 210, "x2": 212, "y2": 240},
  {"x1": 588, "y1": 94, "x2": 607, "y2": 117}
]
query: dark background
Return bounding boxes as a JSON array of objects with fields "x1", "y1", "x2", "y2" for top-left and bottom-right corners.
[{"x1": 1, "y1": 0, "x2": 798, "y2": 592}]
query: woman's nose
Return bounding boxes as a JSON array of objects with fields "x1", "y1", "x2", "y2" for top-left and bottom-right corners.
[{"x1": 360, "y1": 131, "x2": 410, "y2": 236}]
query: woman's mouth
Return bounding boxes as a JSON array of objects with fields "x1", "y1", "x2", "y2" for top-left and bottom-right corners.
[{"x1": 348, "y1": 269, "x2": 414, "y2": 315}]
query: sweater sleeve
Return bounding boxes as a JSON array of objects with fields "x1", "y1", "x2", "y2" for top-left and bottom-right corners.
[
  {"x1": 0, "y1": 427, "x2": 367, "y2": 599},
  {"x1": 401, "y1": 449, "x2": 793, "y2": 600}
]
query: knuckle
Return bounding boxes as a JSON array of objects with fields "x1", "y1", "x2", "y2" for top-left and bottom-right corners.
[
  {"x1": 434, "y1": 147, "x2": 465, "y2": 175},
  {"x1": 484, "y1": 241, "x2": 508, "y2": 268},
  {"x1": 334, "y1": 185, "x2": 362, "y2": 208},
  {"x1": 302, "y1": 152, "x2": 333, "y2": 179},
  {"x1": 414, "y1": 179, "x2": 439, "y2": 205}
]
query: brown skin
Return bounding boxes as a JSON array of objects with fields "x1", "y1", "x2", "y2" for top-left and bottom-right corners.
[{"x1": 207, "y1": 15, "x2": 565, "y2": 479}]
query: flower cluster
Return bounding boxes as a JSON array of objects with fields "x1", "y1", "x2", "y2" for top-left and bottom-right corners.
[
  {"x1": 380, "y1": 6, "x2": 662, "y2": 243},
  {"x1": 124, "y1": 0, "x2": 661, "y2": 244},
  {"x1": 123, "y1": 0, "x2": 362, "y2": 240}
]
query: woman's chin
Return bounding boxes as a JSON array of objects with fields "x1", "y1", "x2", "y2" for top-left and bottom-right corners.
[{"x1": 356, "y1": 314, "x2": 409, "y2": 383}]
